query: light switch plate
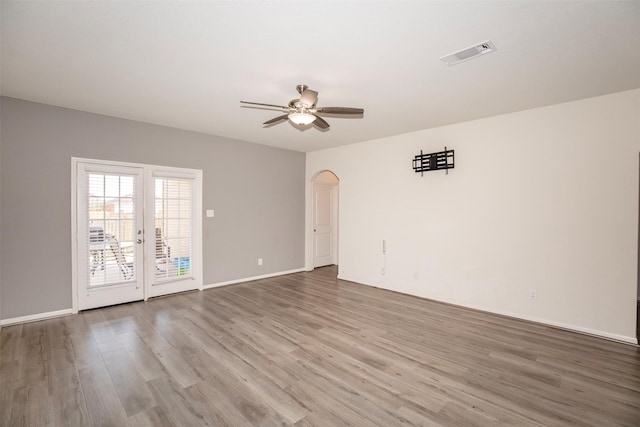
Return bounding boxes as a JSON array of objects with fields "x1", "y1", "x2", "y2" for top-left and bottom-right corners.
[{"x1": 206, "y1": 209, "x2": 214, "y2": 218}]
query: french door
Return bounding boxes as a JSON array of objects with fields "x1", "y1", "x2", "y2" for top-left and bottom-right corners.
[
  {"x1": 77, "y1": 163, "x2": 144, "y2": 310},
  {"x1": 74, "y1": 159, "x2": 202, "y2": 311},
  {"x1": 145, "y1": 170, "x2": 200, "y2": 298}
]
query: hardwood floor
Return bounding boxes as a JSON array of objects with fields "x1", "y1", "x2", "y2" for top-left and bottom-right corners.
[{"x1": 2, "y1": 266, "x2": 639, "y2": 426}]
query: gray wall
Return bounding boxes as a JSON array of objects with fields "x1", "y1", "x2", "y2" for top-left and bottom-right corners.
[
  {"x1": 0, "y1": 98, "x2": 3, "y2": 325},
  {"x1": 0, "y1": 97, "x2": 306, "y2": 320}
]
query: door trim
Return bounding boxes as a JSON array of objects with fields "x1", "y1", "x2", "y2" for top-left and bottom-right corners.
[
  {"x1": 313, "y1": 183, "x2": 338, "y2": 267},
  {"x1": 306, "y1": 169, "x2": 340, "y2": 271},
  {"x1": 71, "y1": 157, "x2": 203, "y2": 313}
]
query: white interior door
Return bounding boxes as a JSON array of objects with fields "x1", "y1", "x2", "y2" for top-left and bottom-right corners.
[
  {"x1": 313, "y1": 184, "x2": 335, "y2": 267},
  {"x1": 77, "y1": 163, "x2": 144, "y2": 310}
]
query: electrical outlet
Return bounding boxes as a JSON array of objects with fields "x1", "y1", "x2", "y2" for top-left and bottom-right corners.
[
  {"x1": 258, "y1": 258, "x2": 263, "y2": 266},
  {"x1": 529, "y1": 289, "x2": 537, "y2": 299}
]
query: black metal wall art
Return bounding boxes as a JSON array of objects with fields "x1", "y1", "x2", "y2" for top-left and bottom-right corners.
[{"x1": 412, "y1": 147, "x2": 455, "y2": 176}]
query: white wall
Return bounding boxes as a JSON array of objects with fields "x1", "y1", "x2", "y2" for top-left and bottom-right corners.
[{"x1": 306, "y1": 89, "x2": 640, "y2": 343}]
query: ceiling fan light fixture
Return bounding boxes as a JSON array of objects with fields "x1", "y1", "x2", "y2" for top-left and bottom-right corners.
[
  {"x1": 288, "y1": 111, "x2": 316, "y2": 125},
  {"x1": 241, "y1": 84, "x2": 364, "y2": 130}
]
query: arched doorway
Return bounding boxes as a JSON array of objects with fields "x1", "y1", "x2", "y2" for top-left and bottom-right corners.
[{"x1": 312, "y1": 170, "x2": 339, "y2": 268}]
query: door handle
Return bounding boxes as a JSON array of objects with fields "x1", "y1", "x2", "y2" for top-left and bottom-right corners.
[{"x1": 137, "y1": 239, "x2": 143, "y2": 244}]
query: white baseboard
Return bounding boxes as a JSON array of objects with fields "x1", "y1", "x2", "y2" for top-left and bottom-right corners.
[
  {"x1": 438, "y1": 300, "x2": 638, "y2": 345},
  {"x1": 0, "y1": 269, "x2": 305, "y2": 326},
  {"x1": 337, "y1": 275, "x2": 638, "y2": 346},
  {"x1": 204, "y1": 268, "x2": 305, "y2": 289},
  {"x1": 0, "y1": 308, "x2": 73, "y2": 327},
  {"x1": 492, "y1": 310, "x2": 639, "y2": 345},
  {"x1": 4, "y1": 275, "x2": 635, "y2": 346}
]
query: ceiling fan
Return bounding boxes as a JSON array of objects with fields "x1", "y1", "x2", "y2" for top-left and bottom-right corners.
[{"x1": 240, "y1": 84, "x2": 364, "y2": 129}]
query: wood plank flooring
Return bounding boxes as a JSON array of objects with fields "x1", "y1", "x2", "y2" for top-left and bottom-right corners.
[{"x1": 2, "y1": 266, "x2": 639, "y2": 426}]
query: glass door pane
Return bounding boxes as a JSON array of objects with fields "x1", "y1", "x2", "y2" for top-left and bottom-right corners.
[
  {"x1": 87, "y1": 173, "x2": 137, "y2": 287},
  {"x1": 154, "y1": 177, "x2": 194, "y2": 283}
]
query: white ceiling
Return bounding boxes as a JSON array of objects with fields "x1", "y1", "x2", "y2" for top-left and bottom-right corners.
[{"x1": 2, "y1": 1, "x2": 640, "y2": 153}]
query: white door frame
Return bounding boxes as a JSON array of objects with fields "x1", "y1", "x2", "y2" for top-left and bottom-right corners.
[
  {"x1": 71, "y1": 157, "x2": 203, "y2": 313},
  {"x1": 313, "y1": 184, "x2": 338, "y2": 267},
  {"x1": 306, "y1": 170, "x2": 339, "y2": 271}
]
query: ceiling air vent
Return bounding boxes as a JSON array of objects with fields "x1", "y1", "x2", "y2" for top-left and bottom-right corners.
[{"x1": 440, "y1": 40, "x2": 496, "y2": 66}]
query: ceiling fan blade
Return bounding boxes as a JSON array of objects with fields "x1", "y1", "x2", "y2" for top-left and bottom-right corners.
[
  {"x1": 313, "y1": 115, "x2": 330, "y2": 129},
  {"x1": 316, "y1": 107, "x2": 364, "y2": 114},
  {"x1": 263, "y1": 114, "x2": 289, "y2": 126},
  {"x1": 299, "y1": 89, "x2": 318, "y2": 108},
  {"x1": 241, "y1": 101, "x2": 288, "y2": 110}
]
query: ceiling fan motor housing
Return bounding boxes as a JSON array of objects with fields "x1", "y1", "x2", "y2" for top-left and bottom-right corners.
[{"x1": 240, "y1": 84, "x2": 364, "y2": 130}]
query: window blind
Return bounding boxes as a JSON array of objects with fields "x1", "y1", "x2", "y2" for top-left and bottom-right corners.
[
  {"x1": 153, "y1": 176, "x2": 194, "y2": 283},
  {"x1": 87, "y1": 172, "x2": 137, "y2": 287}
]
